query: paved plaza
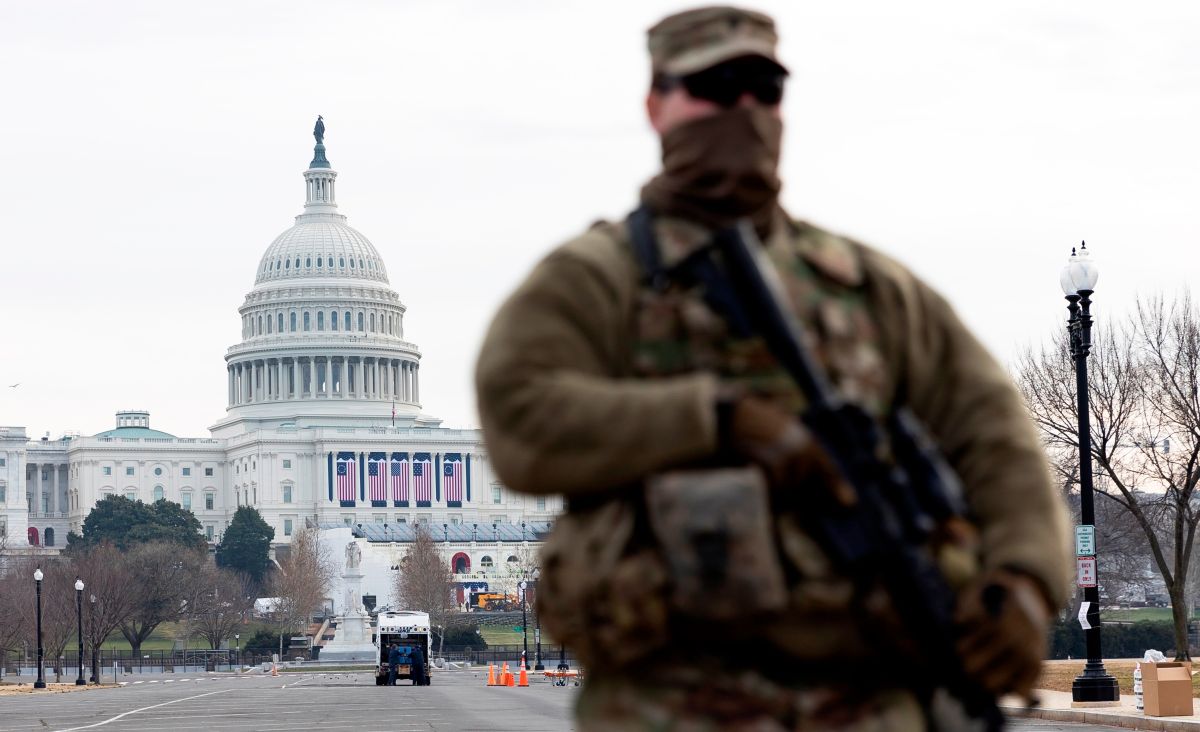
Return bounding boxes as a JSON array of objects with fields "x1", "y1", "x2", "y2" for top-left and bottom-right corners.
[{"x1": 0, "y1": 668, "x2": 577, "y2": 732}]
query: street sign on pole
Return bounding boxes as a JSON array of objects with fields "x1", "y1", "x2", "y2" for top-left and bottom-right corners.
[
  {"x1": 1075, "y1": 525, "x2": 1096, "y2": 556},
  {"x1": 1077, "y1": 557, "x2": 1098, "y2": 588}
]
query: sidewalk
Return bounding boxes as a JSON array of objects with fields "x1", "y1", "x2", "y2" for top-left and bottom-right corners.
[{"x1": 1002, "y1": 690, "x2": 1200, "y2": 731}]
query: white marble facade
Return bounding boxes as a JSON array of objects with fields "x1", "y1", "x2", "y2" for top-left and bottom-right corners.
[{"x1": 0, "y1": 128, "x2": 560, "y2": 555}]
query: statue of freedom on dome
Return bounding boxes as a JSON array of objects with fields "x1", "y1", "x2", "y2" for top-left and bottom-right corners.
[{"x1": 314, "y1": 115, "x2": 325, "y2": 144}]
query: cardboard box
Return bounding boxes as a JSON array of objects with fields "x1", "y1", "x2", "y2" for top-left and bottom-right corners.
[{"x1": 1143, "y1": 662, "x2": 1194, "y2": 717}]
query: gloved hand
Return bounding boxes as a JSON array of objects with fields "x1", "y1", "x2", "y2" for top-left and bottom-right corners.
[
  {"x1": 956, "y1": 568, "x2": 1052, "y2": 698},
  {"x1": 721, "y1": 394, "x2": 855, "y2": 505}
]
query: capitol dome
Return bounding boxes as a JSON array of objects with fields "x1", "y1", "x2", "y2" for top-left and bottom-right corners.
[
  {"x1": 255, "y1": 220, "x2": 389, "y2": 285},
  {"x1": 214, "y1": 119, "x2": 431, "y2": 437}
]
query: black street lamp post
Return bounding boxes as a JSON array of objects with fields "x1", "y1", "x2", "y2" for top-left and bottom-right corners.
[
  {"x1": 1062, "y1": 243, "x2": 1119, "y2": 704},
  {"x1": 235, "y1": 633, "x2": 240, "y2": 673},
  {"x1": 532, "y1": 569, "x2": 543, "y2": 670},
  {"x1": 34, "y1": 568, "x2": 46, "y2": 689},
  {"x1": 75, "y1": 578, "x2": 85, "y2": 686},
  {"x1": 89, "y1": 594, "x2": 97, "y2": 683},
  {"x1": 519, "y1": 579, "x2": 529, "y2": 666}
]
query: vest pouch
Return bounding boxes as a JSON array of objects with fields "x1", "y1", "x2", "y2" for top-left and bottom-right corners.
[
  {"x1": 645, "y1": 466, "x2": 788, "y2": 620},
  {"x1": 538, "y1": 499, "x2": 670, "y2": 669}
]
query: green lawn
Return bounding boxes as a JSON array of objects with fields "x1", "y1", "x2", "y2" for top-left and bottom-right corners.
[
  {"x1": 1101, "y1": 607, "x2": 1194, "y2": 623},
  {"x1": 98, "y1": 622, "x2": 269, "y2": 652}
]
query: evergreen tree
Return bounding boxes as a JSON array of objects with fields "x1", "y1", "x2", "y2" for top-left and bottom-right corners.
[
  {"x1": 68, "y1": 494, "x2": 205, "y2": 552},
  {"x1": 215, "y1": 506, "x2": 275, "y2": 585}
]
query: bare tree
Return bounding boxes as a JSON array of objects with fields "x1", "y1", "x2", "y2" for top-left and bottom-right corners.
[
  {"x1": 72, "y1": 543, "x2": 139, "y2": 682},
  {"x1": 1017, "y1": 291, "x2": 1200, "y2": 659},
  {"x1": 394, "y1": 524, "x2": 452, "y2": 653},
  {"x1": 268, "y1": 527, "x2": 334, "y2": 659},
  {"x1": 119, "y1": 542, "x2": 206, "y2": 656},
  {"x1": 186, "y1": 565, "x2": 254, "y2": 651}
]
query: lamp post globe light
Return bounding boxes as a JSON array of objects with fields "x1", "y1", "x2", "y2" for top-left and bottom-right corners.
[
  {"x1": 75, "y1": 578, "x2": 86, "y2": 686},
  {"x1": 1061, "y1": 242, "x2": 1119, "y2": 703},
  {"x1": 34, "y1": 568, "x2": 45, "y2": 689}
]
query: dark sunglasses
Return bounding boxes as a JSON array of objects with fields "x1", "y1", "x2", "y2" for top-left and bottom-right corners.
[{"x1": 654, "y1": 57, "x2": 788, "y2": 108}]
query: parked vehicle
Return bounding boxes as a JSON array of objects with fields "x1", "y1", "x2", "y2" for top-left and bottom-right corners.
[{"x1": 375, "y1": 610, "x2": 432, "y2": 686}]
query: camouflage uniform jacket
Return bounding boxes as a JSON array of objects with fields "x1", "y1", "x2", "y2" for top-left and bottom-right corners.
[{"x1": 475, "y1": 212, "x2": 1071, "y2": 668}]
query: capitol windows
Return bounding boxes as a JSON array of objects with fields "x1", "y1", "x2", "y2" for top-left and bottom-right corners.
[
  {"x1": 344, "y1": 312, "x2": 351, "y2": 330},
  {"x1": 205, "y1": 492, "x2": 214, "y2": 510},
  {"x1": 182, "y1": 492, "x2": 192, "y2": 510},
  {"x1": 507, "y1": 555, "x2": 519, "y2": 566},
  {"x1": 340, "y1": 257, "x2": 345, "y2": 268},
  {"x1": 182, "y1": 467, "x2": 191, "y2": 476},
  {"x1": 282, "y1": 485, "x2": 292, "y2": 503},
  {"x1": 295, "y1": 257, "x2": 300, "y2": 268},
  {"x1": 102, "y1": 466, "x2": 112, "y2": 476},
  {"x1": 204, "y1": 467, "x2": 214, "y2": 477},
  {"x1": 125, "y1": 491, "x2": 136, "y2": 502},
  {"x1": 267, "y1": 316, "x2": 272, "y2": 334},
  {"x1": 370, "y1": 313, "x2": 376, "y2": 332},
  {"x1": 330, "y1": 311, "x2": 338, "y2": 331},
  {"x1": 125, "y1": 467, "x2": 135, "y2": 476},
  {"x1": 306, "y1": 257, "x2": 312, "y2": 268},
  {"x1": 480, "y1": 556, "x2": 494, "y2": 569},
  {"x1": 317, "y1": 311, "x2": 325, "y2": 331},
  {"x1": 284, "y1": 519, "x2": 293, "y2": 537},
  {"x1": 153, "y1": 486, "x2": 164, "y2": 502},
  {"x1": 303, "y1": 312, "x2": 311, "y2": 331},
  {"x1": 206, "y1": 525, "x2": 214, "y2": 542},
  {"x1": 492, "y1": 486, "x2": 501, "y2": 504},
  {"x1": 357, "y1": 312, "x2": 364, "y2": 331},
  {"x1": 290, "y1": 312, "x2": 297, "y2": 332},
  {"x1": 349, "y1": 258, "x2": 355, "y2": 268},
  {"x1": 258, "y1": 315, "x2": 263, "y2": 334},
  {"x1": 154, "y1": 467, "x2": 163, "y2": 476},
  {"x1": 0, "y1": 483, "x2": 5, "y2": 503},
  {"x1": 317, "y1": 257, "x2": 322, "y2": 267},
  {"x1": 278, "y1": 313, "x2": 284, "y2": 332},
  {"x1": 537, "y1": 497, "x2": 547, "y2": 512},
  {"x1": 282, "y1": 459, "x2": 292, "y2": 469}
]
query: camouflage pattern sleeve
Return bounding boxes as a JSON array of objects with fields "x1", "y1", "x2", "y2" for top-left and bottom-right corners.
[
  {"x1": 475, "y1": 228, "x2": 720, "y2": 496},
  {"x1": 862, "y1": 247, "x2": 1073, "y2": 610}
]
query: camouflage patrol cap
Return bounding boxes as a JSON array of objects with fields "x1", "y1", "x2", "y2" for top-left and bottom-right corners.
[{"x1": 648, "y1": 6, "x2": 785, "y2": 76}]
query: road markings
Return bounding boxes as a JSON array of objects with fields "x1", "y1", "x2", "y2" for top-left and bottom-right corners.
[{"x1": 52, "y1": 688, "x2": 237, "y2": 732}]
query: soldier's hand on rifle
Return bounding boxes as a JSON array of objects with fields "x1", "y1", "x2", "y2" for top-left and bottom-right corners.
[
  {"x1": 721, "y1": 394, "x2": 855, "y2": 506},
  {"x1": 955, "y1": 568, "x2": 1052, "y2": 698}
]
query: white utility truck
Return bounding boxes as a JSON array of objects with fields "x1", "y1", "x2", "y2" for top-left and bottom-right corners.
[{"x1": 375, "y1": 610, "x2": 432, "y2": 686}]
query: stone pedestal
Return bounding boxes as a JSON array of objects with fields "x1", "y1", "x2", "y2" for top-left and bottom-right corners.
[{"x1": 320, "y1": 569, "x2": 376, "y2": 661}]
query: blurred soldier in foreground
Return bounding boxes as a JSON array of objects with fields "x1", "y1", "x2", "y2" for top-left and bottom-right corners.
[{"x1": 476, "y1": 6, "x2": 1070, "y2": 730}]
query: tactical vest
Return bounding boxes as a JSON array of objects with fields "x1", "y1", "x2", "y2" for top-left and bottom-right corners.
[{"x1": 537, "y1": 210, "x2": 948, "y2": 674}]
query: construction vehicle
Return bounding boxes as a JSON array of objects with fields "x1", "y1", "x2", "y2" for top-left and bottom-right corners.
[
  {"x1": 375, "y1": 610, "x2": 432, "y2": 686},
  {"x1": 470, "y1": 591, "x2": 518, "y2": 611}
]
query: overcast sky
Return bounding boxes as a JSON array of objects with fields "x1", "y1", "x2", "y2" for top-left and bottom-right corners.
[{"x1": 1, "y1": 1, "x2": 1196, "y2": 440}]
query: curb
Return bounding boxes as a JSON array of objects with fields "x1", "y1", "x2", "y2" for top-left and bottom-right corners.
[{"x1": 1003, "y1": 704, "x2": 1200, "y2": 731}]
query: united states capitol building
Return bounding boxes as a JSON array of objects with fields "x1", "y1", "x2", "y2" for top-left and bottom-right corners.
[{"x1": 0, "y1": 124, "x2": 557, "y2": 599}]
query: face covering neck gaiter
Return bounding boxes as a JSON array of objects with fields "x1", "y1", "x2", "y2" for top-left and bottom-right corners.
[{"x1": 640, "y1": 106, "x2": 783, "y2": 234}]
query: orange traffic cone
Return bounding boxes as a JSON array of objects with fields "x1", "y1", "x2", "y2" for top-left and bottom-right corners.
[
  {"x1": 271, "y1": 662, "x2": 279, "y2": 677},
  {"x1": 486, "y1": 664, "x2": 497, "y2": 686},
  {"x1": 500, "y1": 662, "x2": 510, "y2": 686},
  {"x1": 517, "y1": 659, "x2": 529, "y2": 687},
  {"x1": 505, "y1": 662, "x2": 515, "y2": 687}
]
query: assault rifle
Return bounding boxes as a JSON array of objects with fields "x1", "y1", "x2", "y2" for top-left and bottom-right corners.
[
  {"x1": 710, "y1": 219, "x2": 1003, "y2": 731},
  {"x1": 626, "y1": 205, "x2": 1001, "y2": 729}
]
